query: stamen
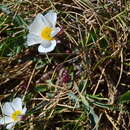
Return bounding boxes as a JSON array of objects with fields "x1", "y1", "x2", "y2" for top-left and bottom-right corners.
[
  {"x1": 41, "y1": 27, "x2": 53, "y2": 40},
  {"x1": 11, "y1": 110, "x2": 22, "y2": 121}
]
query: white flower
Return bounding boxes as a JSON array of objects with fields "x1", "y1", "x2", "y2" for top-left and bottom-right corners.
[
  {"x1": 0, "y1": 97, "x2": 27, "y2": 130},
  {"x1": 26, "y1": 10, "x2": 60, "y2": 53}
]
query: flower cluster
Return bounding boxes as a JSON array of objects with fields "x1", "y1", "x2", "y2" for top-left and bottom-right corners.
[{"x1": 57, "y1": 68, "x2": 71, "y2": 84}]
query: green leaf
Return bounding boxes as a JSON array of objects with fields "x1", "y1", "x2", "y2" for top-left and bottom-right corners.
[
  {"x1": 0, "y1": 4, "x2": 27, "y2": 27},
  {"x1": 0, "y1": 5, "x2": 11, "y2": 15},
  {"x1": 99, "y1": 38, "x2": 108, "y2": 49},
  {"x1": 13, "y1": 15, "x2": 27, "y2": 27},
  {"x1": 86, "y1": 30, "x2": 98, "y2": 44},
  {"x1": 34, "y1": 85, "x2": 48, "y2": 93},
  {"x1": 118, "y1": 90, "x2": 130, "y2": 104},
  {"x1": 68, "y1": 92, "x2": 80, "y2": 108},
  {"x1": 80, "y1": 94, "x2": 101, "y2": 129}
]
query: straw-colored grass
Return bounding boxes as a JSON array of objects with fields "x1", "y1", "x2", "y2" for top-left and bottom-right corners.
[{"x1": 0, "y1": 0, "x2": 130, "y2": 129}]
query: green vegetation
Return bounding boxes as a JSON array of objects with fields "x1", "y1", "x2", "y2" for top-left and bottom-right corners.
[{"x1": 0, "y1": 0, "x2": 130, "y2": 129}]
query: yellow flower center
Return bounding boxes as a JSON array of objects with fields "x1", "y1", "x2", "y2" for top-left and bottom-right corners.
[
  {"x1": 41, "y1": 27, "x2": 53, "y2": 40},
  {"x1": 11, "y1": 110, "x2": 22, "y2": 121}
]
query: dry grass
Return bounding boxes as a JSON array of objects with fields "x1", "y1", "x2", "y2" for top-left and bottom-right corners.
[{"x1": 0, "y1": 0, "x2": 130, "y2": 129}]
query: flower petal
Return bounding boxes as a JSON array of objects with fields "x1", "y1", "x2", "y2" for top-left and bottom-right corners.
[
  {"x1": 2, "y1": 102, "x2": 14, "y2": 116},
  {"x1": 22, "y1": 107, "x2": 27, "y2": 115},
  {"x1": 11, "y1": 98, "x2": 22, "y2": 111},
  {"x1": 51, "y1": 27, "x2": 61, "y2": 37},
  {"x1": 41, "y1": 40, "x2": 52, "y2": 48},
  {"x1": 28, "y1": 13, "x2": 45, "y2": 35},
  {"x1": 26, "y1": 33, "x2": 42, "y2": 46},
  {"x1": 0, "y1": 116, "x2": 13, "y2": 125},
  {"x1": 44, "y1": 11, "x2": 57, "y2": 27},
  {"x1": 38, "y1": 40, "x2": 56, "y2": 53},
  {"x1": 6, "y1": 122, "x2": 16, "y2": 130}
]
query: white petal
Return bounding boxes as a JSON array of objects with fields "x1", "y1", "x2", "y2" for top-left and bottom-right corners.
[
  {"x1": 44, "y1": 11, "x2": 57, "y2": 27},
  {"x1": 41, "y1": 40, "x2": 52, "y2": 48},
  {"x1": 41, "y1": 14, "x2": 50, "y2": 27},
  {"x1": 28, "y1": 13, "x2": 46, "y2": 35},
  {"x1": 38, "y1": 40, "x2": 56, "y2": 53},
  {"x1": 6, "y1": 122, "x2": 16, "y2": 130},
  {"x1": 51, "y1": 27, "x2": 61, "y2": 37},
  {"x1": 0, "y1": 116, "x2": 13, "y2": 125},
  {"x1": 11, "y1": 98, "x2": 22, "y2": 111},
  {"x1": 22, "y1": 107, "x2": 27, "y2": 115},
  {"x1": 26, "y1": 33, "x2": 42, "y2": 46},
  {"x1": 2, "y1": 102, "x2": 14, "y2": 116}
]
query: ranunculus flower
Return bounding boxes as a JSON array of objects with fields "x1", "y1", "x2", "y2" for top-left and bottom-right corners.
[
  {"x1": 0, "y1": 97, "x2": 27, "y2": 130},
  {"x1": 26, "y1": 10, "x2": 60, "y2": 53}
]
